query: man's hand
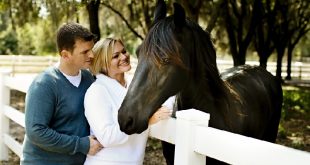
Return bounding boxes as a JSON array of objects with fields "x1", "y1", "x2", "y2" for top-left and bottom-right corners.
[{"x1": 88, "y1": 135, "x2": 103, "y2": 155}]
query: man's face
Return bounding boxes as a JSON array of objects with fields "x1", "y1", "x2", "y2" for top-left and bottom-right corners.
[{"x1": 69, "y1": 39, "x2": 95, "y2": 70}]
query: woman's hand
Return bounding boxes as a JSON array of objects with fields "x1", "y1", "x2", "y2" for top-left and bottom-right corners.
[
  {"x1": 88, "y1": 135, "x2": 103, "y2": 155},
  {"x1": 149, "y1": 106, "x2": 172, "y2": 125}
]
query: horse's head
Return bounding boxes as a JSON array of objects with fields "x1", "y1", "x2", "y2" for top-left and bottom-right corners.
[{"x1": 118, "y1": 0, "x2": 217, "y2": 134}]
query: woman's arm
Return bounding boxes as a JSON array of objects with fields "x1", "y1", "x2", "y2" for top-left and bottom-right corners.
[{"x1": 84, "y1": 84, "x2": 129, "y2": 148}]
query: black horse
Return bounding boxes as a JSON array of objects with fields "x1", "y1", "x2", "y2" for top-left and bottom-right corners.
[{"x1": 118, "y1": 0, "x2": 283, "y2": 164}]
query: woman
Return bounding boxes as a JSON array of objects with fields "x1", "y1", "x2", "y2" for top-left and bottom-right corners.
[{"x1": 84, "y1": 38, "x2": 173, "y2": 165}]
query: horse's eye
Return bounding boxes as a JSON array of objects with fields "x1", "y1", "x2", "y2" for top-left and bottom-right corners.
[{"x1": 162, "y1": 58, "x2": 170, "y2": 65}]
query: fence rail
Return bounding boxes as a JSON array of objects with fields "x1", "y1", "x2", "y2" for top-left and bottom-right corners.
[
  {"x1": 216, "y1": 60, "x2": 310, "y2": 80},
  {"x1": 0, "y1": 55, "x2": 58, "y2": 75},
  {"x1": 1, "y1": 71, "x2": 310, "y2": 164}
]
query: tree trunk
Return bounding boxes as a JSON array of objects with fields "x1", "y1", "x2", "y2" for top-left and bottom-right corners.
[
  {"x1": 206, "y1": 0, "x2": 225, "y2": 33},
  {"x1": 141, "y1": 0, "x2": 152, "y2": 30},
  {"x1": 285, "y1": 47, "x2": 293, "y2": 80},
  {"x1": 234, "y1": 47, "x2": 246, "y2": 66},
  {"x1": 8, "y1": 0, "x2": 16, "y2": 31},
  {"x1": 276, "y1": 47, "x2": 285, "y2": 80},
  {"x1": 179, "y1": 0, "x2": 202, "y2": 23},
  {"x1": 259, "y1": 55, "x2": 268, "y2": 69},
  {"x1": 86, "y1": 0, "x2": 100, "y2": 41}
]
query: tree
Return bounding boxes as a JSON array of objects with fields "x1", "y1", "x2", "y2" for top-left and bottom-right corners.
[
  {"x1": 285, "y1": 0, "x2": 310, "y2": 80},
  {"x1": 272, "y1": 0, "x2": 290, "y2": 79},
  {"x1": 44, "y1": 0, "x2": 81, "y2": 32},
  {"x1": 0, "y1": 0, "x2": 40, "y2": 31},
  {"x1": 100, "y1": 0, "x2": 165, "y2": 41},
  {"x1": 175, "y1": 0, "x2": 203, "y2": 23},
  {"x1": 221, "y1": 0, "x2": 262, "y2": 66},
  {"x1": 17, "y1": 23, "x2": 37, "y2": 55},
  {"x1": 100, "y1": 0, "x2": 145, "y2": 40},
  {"x1": 203, "y1": 0, "x2": 225, "y2": 33},
  {"x1": 253, "y1": 0, "x2": 275, "y2": 68},
  {"x1": 0, "y1": 1, "x2": 10, "y2": 31}
]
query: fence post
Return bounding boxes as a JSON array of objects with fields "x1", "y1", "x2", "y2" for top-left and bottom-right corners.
[
  {"x1": 296, "y1": 62, "x2": 303, "y2": 79},
  {"x1": 174, "y1": 109, "x2": 210, "y2": 165},
  {"x1": 11, "y1": 55, "x2": 16, "y2": 77},
  {"x1": 0, "y1": 71, "x2": 10, "y2": 160}
]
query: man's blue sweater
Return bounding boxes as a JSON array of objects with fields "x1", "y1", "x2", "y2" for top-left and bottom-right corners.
[{"x1": 21, "y1": 67, "x2": 94, "y2": 165}]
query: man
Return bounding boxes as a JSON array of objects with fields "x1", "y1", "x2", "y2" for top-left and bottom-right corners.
[{"x1": 21, "y1": 23, "x2": 102, "y2": 165}]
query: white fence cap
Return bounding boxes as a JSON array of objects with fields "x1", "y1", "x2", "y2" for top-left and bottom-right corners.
[
  {"x1": 0, "y1": 69, "x2": 12, "y2": 74},
  {"x1": 176, "y1": 109, "x2": 210, "y2": 123}
]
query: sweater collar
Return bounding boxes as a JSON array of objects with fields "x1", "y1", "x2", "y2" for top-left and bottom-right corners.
[{"x1": 96, "y1": 74, "x2": 130, "y2": 99}]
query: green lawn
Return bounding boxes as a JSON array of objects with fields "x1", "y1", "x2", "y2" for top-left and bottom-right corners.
[{"x1": 277, "y1": 86, "x2": 310, "y2": 151}]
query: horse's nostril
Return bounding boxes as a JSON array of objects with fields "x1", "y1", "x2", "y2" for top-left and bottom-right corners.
[{"x1": 124, "y1": 117, "x2": 134, "y2": 130}]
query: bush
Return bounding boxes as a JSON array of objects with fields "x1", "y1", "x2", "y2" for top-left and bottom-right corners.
[
  {"x1": 16, "y1": 23, "x2": 37, "y2": 55},
  {"x1": 0, "y1": 28, "x2": 18, "y2": 54},
  {"x1": 282, "y1": 87, "x2": 310, "y2": 121}
]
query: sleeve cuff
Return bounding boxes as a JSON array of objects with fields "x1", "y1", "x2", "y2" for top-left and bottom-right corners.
[{"x1": 78, "y1": 136, "x2": 90, "y2": 155}]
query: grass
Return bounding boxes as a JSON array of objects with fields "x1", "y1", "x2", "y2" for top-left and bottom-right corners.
[{"x1": 277, "y1": 86, "x2": 310, "y2": 151}]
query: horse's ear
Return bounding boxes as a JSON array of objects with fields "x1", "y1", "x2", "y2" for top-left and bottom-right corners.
[
  {"x1": 153, "y1": 0, "x2": 167, "y2": 24},
  {"x1": 173, "y1": 3, "x2": 186, "y2": 27}
]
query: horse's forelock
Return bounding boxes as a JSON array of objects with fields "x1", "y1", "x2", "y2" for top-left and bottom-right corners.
[{"x1": 141, "y1": 18, "x2": 184, "y2": 68}]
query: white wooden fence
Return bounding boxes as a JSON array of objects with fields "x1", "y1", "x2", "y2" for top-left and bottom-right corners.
[{"x1": 1, "y1": 71, "x2": 310, "y2": 164}]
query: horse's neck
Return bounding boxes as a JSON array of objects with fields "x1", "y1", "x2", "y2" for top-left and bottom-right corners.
[
  {"x1": 177, "y1": 80, "x2": 238, "y2": 130},
  {"x1": 178, "y1": 81, "x2": 223, "y2": 114}
]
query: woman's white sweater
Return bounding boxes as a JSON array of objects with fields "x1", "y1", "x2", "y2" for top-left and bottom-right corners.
[
  {"x1": 84, "y1": 73, "x2": 175, "y2": 165},
  {"x1": 84, "y1": 74, "x2": 148, "y2": 165}
]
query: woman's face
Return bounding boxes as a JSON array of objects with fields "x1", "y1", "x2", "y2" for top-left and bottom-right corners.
[{"x1": 107, "y1": 41, "x2": 131, "y2": 76}]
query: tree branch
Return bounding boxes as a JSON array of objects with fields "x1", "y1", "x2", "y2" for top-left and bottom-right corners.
[
  {"x1": 101, "y1": 1, "x2": 144, "y2": 40},
  {"x1": 206, "y1": 0, "x2": 225, "y2": 33}
]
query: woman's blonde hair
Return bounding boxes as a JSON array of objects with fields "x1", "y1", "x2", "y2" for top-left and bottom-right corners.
[{"x1": 90, "y1": 38, "x2": 124, "y2": 75}]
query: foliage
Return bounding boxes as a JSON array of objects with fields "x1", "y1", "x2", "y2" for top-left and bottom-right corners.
[
  {"x1": 278, "y1": 86, "x2": 310, "y2": 151},
  {"x1": 0, "y1": 20, "x2": 57, "y2": 55},
  {"x1": 34, "y1": 21, "x2": 57, "y2": 55},
  {"x1": 0, "y1": 0, "x2": 40, "y2": 28},
  {"x1": 298, "y1": 33, "x2": 310, "y2": 58},
  {"x1": 16, "y1": 23, "x2": 37, "y2": 55},
  {"x1": 0, "y1": 8, "x2": 9, "y2": 30},
  {"x1": 0, "y1": 0, "x2": 308, "y2": 61},
  {"x1": 281, "y1": 87, "x2": 310, "y2": 120},
  {"x1": 0, "y1": 27, "x2": 18, "y2": 55}
]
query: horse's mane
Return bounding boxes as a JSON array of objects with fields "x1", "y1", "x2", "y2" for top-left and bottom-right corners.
[{"x1": 186, "y1": 20, "x2": 243, "y2": 126}]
